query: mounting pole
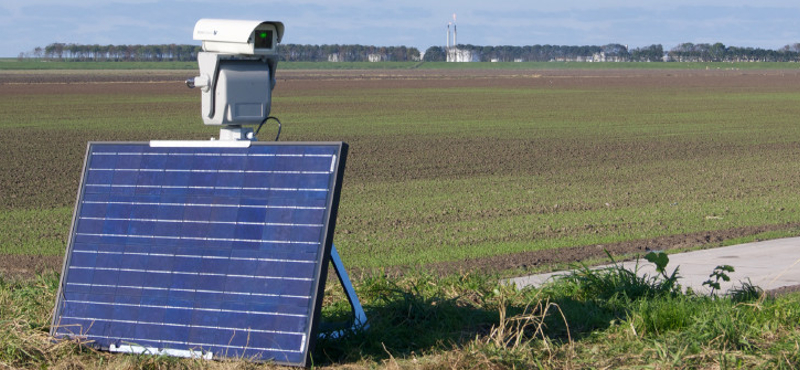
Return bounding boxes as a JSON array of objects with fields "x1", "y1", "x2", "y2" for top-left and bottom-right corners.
[{"x1": 322, "y1": 244, "x2": 368, "y2": 338}]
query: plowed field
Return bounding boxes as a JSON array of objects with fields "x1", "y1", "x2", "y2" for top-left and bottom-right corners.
[{"x1": 2, "y1": 68, "x2": 800, "y2": 279}]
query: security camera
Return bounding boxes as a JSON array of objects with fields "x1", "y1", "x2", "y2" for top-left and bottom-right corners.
[
  {"x1": 193, "y1": 19, "x2": 284, "y2": 56},
  {"x1": 186, "y1": 19, "x2": 285, "y2": 140}
]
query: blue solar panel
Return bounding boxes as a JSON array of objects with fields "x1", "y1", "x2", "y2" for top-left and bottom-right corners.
[{"x1": 52, "y1": 141, "x2": 348, "y2": 367}]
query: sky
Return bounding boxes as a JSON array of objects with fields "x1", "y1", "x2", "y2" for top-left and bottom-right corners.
[{"x1": 3, "y1": 0, "x2": 800, "y2": 57}]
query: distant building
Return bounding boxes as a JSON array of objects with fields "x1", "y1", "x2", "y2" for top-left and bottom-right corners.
[
  {"x1": 447, "y1": 48, "x2": 480, "y2": 62},
  {"x1": 591, "y1": 52, "x2": 626, "y2": 62},
  {"x1": 444, "y1": 16, "x2": 479, "y2": 62}
]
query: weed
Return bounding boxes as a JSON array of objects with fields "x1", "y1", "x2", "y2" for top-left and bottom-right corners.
[{"x1": 703, "y1": 264, "x2": 736, "y2": 296}]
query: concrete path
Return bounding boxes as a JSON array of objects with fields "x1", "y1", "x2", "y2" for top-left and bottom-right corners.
[{"x1": 508, "y1": 237, "x2": 800, "y2": 295}]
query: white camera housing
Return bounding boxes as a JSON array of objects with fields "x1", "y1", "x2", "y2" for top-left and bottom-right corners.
[
  {"x1": 188, "y1": 19, "x2": 285, "y2": 137},
  {"x1": 193, "y1": 19, "x2": 284, "y2": 56}
]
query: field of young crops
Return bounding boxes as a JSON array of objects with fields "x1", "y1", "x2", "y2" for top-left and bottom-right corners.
[
  {"x1": 4, "y1": 64, "x2": 800, "y2": 369},
  {"x1": 2, "y1": 67, "x2": 800, "y2": 278}
]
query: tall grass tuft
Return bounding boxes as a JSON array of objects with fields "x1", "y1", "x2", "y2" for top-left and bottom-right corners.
[
  {"x1": 728, "y1": 278, "x2": 765, "y2": 302},
  {"x1": 554, "y1": 252, "x2": 682, "y2": 303},
  {"x1": 487, "y1": 287, "x2": 553, "y2": 350}
]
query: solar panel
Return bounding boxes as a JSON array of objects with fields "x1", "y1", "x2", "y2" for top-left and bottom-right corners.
[{"x1": 51, "y1": 140, "x2": 348, "y2": 367}]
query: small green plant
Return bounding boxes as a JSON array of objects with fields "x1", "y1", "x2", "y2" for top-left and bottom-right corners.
[
  {"x1": 702, "y1": 265, "x2": 735, "y2": 296},
  {"x1": 644, "y1": 251, "x2": 681, "y2": 294}
]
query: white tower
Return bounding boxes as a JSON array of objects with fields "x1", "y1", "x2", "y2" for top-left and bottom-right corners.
[
  {"x1": 447, "y1": 23, "x2": 450, "y2": 54},
  {"x1": 453, "y1": 24, "x2": 457, "y2": 51},
  {"x1": 446, "y1": 14, "x2": 458, "y2": 62}
]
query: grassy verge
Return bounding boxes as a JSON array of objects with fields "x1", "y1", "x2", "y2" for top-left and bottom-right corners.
[{"x1": 4, "y1": 256, "x2": 799, "y2": 369}]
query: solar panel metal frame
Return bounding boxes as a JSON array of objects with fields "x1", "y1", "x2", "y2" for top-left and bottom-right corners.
[{"x1": 51, "y1": 140, "x2": 348, "y2": 367}]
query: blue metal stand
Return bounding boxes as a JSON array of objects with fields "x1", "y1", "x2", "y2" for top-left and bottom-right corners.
[{"x1": 323, "y1": 244, "x2": 368, "y2": 338}]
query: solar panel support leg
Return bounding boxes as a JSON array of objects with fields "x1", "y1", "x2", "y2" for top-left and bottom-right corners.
[{"x1": 326, "y1": 244, "x2": 368, "y2": 337}]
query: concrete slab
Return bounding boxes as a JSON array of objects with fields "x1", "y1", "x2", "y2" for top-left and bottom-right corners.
[{"x1": 508, "y1": 237, "x2": 800, "y2": 295}]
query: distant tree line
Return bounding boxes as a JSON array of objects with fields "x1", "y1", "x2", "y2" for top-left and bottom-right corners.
[
  {"x1": 278, "y1": 44, "x2": 421, "y2": 62},
  {"x1": 20, "y1": 42, "x2": 800, "y2": 63},
  {"x1": 24, "y1": 43, "x2": 202, "y2": 61},
  {"x1": 424, "y1": 42, "x2": 800, "y2": 63},
  {"x1": 667, "y1": 42, "x2": 800, "y2": 62},
  {"x1": 424, "y1": 43, "x2": 635, "y2": 62},
  {"x1": 24, "y1": 43, "x2": 422, "y2": 63}
]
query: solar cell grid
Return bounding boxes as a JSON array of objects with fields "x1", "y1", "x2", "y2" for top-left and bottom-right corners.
[{"x1": 52, "y1": 141, "x2": 348, "y2": 366}]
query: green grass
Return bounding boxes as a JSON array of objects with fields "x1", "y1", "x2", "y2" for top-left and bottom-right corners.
[
  {"x1": 4, "y1": 58, "x2": 800, "y2": 70},
  {"x1": 0, "y1": 208, "x2": 72, "y2": 255},
  {"x1": 281, "y1": 61, "x2": 422, "y2": 69},
  {"x1": 3, "y1": 264, "x2": 799, "y2": 369},
  {"x1": 0, "y1": 59, "x2": 198, "y2": 70}
]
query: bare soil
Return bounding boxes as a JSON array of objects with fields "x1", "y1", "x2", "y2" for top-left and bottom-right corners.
[{"x1": 0, "y1": 255, "x2": 63, "y2": 279}]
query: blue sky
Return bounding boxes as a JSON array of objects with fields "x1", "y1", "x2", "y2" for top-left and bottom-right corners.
[{"x1": 3, "y1": 0, "x2": 800, "y2": 57}]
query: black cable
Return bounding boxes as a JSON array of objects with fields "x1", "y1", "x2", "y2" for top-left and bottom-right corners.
[{"x1": 255, "y1": 116, "x2": 282, "y2": 141}]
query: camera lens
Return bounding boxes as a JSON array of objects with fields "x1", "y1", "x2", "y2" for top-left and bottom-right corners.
[{"x1": 255, "y1": 30, "x2": 273, "y2": 49}]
